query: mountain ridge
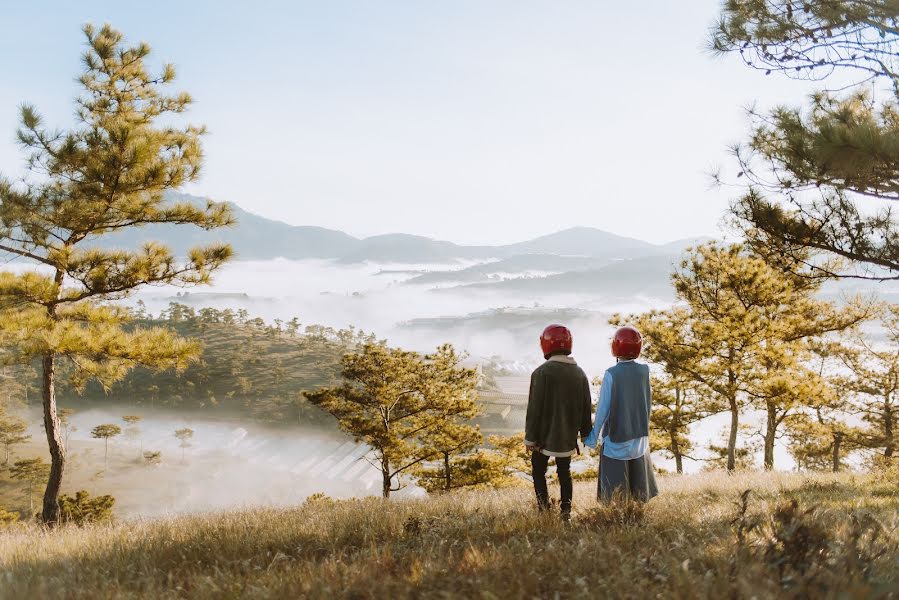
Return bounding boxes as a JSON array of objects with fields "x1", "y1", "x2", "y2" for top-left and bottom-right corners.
[{"x1": 92, "y1": 192, "x2": 713, "y2": 264}]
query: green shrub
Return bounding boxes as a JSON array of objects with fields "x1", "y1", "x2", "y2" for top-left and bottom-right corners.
[
  {"x1": 0, "y1": 506, "x2": 19, "y2": 527},
  {"x1": 59, "y1": 490, "x2": 115, "y2": 526}
]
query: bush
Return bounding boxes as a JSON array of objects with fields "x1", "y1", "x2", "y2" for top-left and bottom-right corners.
[
  {"x1": 727, "y1": 490, "x2": 896, "y2": 595},
  {"x1": 59, "y1": 490, "x2": 115, "y2": 526},
  {"x1": 0, "y1": 507, "x2": 19, "y2": 527},
  {"x1": 143, "y1": 451, "x2": 162, "y2": 466},
  {"x1": 301, "y1": 492, "x2": 333, "y2": 508}
]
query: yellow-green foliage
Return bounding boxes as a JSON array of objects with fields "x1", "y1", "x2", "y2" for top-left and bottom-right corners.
[
  {"x1": 307, "y1": 343, "x2": 481, "y2": 498},
  {"x1": 0, "y1": 471, "x2": 894, "y2": 599},
  {"x1": 0, "y1": 506, "x2": 18, "y2": 527},
  {"x1": 76, "y1": 304, "x2": 376, "y2": 418},
  {"x1": 58, "y1": 490, "x2": 115, "y2": 526}
]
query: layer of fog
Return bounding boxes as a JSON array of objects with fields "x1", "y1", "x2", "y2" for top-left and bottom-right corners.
[
  {"x1": 134, "y1": 258, "x2": 670, "y2": 375},
  {"x1": 26, "y1": 405, "x2": 395, "y2": 518}
]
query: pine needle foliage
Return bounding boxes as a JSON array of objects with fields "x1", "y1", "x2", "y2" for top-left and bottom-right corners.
[{"x1": 713, "y1": 1, "x2": 899, "y2": 279}]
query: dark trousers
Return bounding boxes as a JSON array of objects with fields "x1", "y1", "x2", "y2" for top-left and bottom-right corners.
[{"x1": 531, "y1": 452, "x2": 572, "y2": 511}]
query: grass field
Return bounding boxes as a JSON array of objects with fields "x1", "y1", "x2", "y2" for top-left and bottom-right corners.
[{"x1": 0, "y1": 470, "x2": 896, "y2": 599}]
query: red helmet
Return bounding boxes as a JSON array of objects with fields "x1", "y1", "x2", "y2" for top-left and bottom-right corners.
[
  {"x1": 540, "y1": 324, "x2": 572, "y2": 359},
  {"x1": 611, "y1": 326, "x2": 642, "y2": 359}
]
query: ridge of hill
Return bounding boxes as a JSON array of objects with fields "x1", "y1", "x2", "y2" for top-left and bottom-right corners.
[
  {"x1": 90, "y1": 193, "x2": 714, "y2": 264},
  {"x1": 428, "y1": 255, "x2": 678, "y2": 299}
]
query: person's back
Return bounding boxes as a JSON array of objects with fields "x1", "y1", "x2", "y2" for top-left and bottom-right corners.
[
  {"x1": 526, "y1": 358, "x2": 593, "y2": 454},
  {"x1": 601, "y1": 360, "x2": 651, "y2": 443},
  {"x1": 524, "y1": 324, "x2": 593, "y2": 520},
  {"x1": 584, "y1": 326, "x2": 658, "y2": 503}
]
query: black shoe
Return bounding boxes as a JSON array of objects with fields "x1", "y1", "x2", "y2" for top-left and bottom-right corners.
[{"x1": 560, "y1": 502, "x2": 572, "y2": 522}]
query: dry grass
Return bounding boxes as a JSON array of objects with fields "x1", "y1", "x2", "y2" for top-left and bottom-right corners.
[{"x1": 0, "y1": 471, "x2": 896, "y2": 599}]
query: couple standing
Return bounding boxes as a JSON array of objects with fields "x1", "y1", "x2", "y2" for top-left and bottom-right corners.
[{"x1": 524, "y1": 324, "x2": 658, "y2": 520}]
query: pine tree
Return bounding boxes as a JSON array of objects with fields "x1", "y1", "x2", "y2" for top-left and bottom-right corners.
[
  {"x1": 412, "y1": 422, "x2": 482, "y2": 493},
  {"x1": 10, "y1": 457, "x2": 51, "y2": 515},
  {"x1": 671, "y1": 244, "x2": 793, "y2": 471},
  {"x1": 0, "y1": 412, "x2": 30, "y2": 465},
  {"x1": 174, "y1": 427, "x2": 194, "y2": 462},
  {"x1": 834, "y1": 304, "x2": 899, "y2": 459},
  {"x1": 91, "y1": 424, "x2": 122, "y2": 470},
  {"x1": 713, "y1": 1, "x2": 899, "y2": 279},
  {"x1": 307, "y1": 343, "x2": 480, "y2": 498},
  {"x1": 0, "y1": 25, "x2": 232, "y2": 524},
  {"x1": 669, "y1": 243, "x2": 866, "y2": 470},
  {"x1": 122, "y1": 415, "x2": 143, "y2": 458},
  {"x1": 58, "y1": 408, "x2": 76, "y2": 447}
]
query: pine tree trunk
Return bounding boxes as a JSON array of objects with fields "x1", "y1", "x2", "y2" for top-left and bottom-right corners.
[
  {"x1": 381, "y1": 460, "x2": 391, "y2": 499},
  {"x1": 763, "y1": 402, "x2": 776, "y2": 470},
  {"x1": 726, "y1": 396, "x2": 739, "y2": 473},
  {"x1": 669, "y1": 431, "x2": 684, "y2": 474},
  {"x1": 673, "y1": 387, "x2": 684, "y2": 474},
  {"x1": 40, "y1": 352, "x2": 65, "y2": 526},
  {"x1": 444, "y1": 452, "x2": 451, "y2": 491},
  {"x1": 884, "y1": 398, "x2": 894, "y2": 458},
  {"x1": 832, "y1": 432, "x2": 843, "y2": 472}
]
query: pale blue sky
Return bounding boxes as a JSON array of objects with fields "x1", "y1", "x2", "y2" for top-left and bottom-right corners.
[{"x1": 0, "y1": 1, "x2": 816, "y2": 245}]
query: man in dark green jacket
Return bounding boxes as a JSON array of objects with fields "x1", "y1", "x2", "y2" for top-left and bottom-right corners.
[{"x1": 525, "y1": 324, "x2": 593, "y2": 519}]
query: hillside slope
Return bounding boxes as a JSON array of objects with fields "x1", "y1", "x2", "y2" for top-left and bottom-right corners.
[{"x1": 0, "y1": 471, "x2": 895, "y2": 599}]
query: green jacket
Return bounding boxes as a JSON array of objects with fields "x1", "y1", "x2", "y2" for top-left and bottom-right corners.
[{"x1": 524, "y1": 356, "x2": 593, "y2": 455}]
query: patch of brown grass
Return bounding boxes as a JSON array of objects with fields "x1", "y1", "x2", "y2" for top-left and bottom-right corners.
[{"x1": 0, "y1": 471, "x2": 894, "y2": 599}]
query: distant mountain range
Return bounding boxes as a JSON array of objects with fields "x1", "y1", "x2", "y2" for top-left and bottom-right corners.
[{"x1": 95, "y1": 193, "x2": 711, "y2": 265}]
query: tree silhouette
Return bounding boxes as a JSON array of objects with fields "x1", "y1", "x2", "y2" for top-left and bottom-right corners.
[
  {"x1": 10, "y1": 458, "x2": 50, "y2": 514},
  {"x1": 91, "y1": 424, "x2": 122, "y2": 471},
  {"x1": 0, "y1": 412, "x2": 30, "y2": 465},
  {"x1": 174, "y1": 428, "x2": 194, "y2": 462}
]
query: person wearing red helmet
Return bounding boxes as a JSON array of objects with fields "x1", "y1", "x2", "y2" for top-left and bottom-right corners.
[
  {"x1": 525, "y1": 324, "x2": 593, "y2": 520},
  {"x1": 583, "y1": 326, "x2": 658, "y2": 502}
]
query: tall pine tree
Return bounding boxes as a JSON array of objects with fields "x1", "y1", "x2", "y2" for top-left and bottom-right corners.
[{"x1": 0, "y1": 24, "x2": 232, "y2": 524}]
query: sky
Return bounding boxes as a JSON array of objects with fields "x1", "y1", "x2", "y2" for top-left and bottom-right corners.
[{"x1": 0, "y1": 1, "x2": 819, "y2": 245}]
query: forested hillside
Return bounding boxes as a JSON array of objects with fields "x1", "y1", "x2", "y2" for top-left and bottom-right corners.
[
  {"x1": 100, "y1": 304, "x2": 380, "y2": 422},
  {"x1": 0, "y1": 304, "x2": 376, "y2": 424}
]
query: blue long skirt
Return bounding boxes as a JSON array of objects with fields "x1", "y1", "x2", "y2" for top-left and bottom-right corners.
[{"x1": 597, "y1": 450, "x2": 659, "y2": 502}]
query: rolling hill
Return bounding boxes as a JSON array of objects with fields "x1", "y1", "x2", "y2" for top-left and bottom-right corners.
[
  {"x1": 431, "y1": 255, "x2": 679, "y2": 299},
  {"x1": 89, "y1": 193, "x2": 712, "y2": 265}
]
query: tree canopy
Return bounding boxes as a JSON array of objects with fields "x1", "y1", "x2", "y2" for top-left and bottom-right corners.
[{"x1": 713, "y1": 0, "x2": 899, "y2": 279}]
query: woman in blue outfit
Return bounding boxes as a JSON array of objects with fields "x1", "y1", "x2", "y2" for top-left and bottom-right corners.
[{"x1": 583, "y1": 326, "x2": 658, "y2": 502}]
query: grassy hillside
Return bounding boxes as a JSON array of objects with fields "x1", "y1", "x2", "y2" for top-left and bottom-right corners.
[{"x1": 0, "y1": 471, "x2": 895, "y2": 599}]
